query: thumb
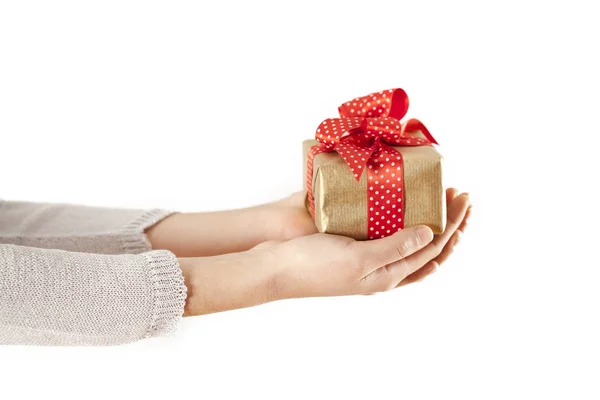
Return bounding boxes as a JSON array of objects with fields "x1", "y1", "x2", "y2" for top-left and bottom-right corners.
[{"x1": 355, "y1": 225, "x2": 434, "y2": 273}]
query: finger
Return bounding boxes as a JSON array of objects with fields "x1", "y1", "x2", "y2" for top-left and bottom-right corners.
[
  {"x1": 385, "y1": 193, "x2": 470, "y2": 282},
  {"x1": 434, "y1": 204, "x2": 471, "y2": 265},
  {"x1": 354, "y1": 225, "x2": 434, "y2": 274},
  {"x1": 460, "y1": 205, "x2": 472, "y2": 233},
  {"x1": 447, "y1": 187, "x2": 459, "y2": 202},
  {"x1": 396, "y1": 260, "x2": 438, "y2": 287},
  {"x1": 390, "y1": 194, "x2": 470, "y2": 288},
  {"x1": 414, "y1": 193, "x2": 469, "y2": 261},
  {"x1": 432, "y1": 230, "x2": 461, "y2": 265}
]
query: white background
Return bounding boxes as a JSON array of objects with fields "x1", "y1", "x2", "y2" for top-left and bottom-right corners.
[{"x1": 1, "y1": 1, "x2": 599, "y2": 399}]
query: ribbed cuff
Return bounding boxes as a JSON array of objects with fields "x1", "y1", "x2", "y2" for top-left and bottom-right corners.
[
  {"x1": 142, "y1": 250, "x2": 187, "y2": 338},
  {"x1": 119, "y1": 209, "x2": 176, "y2": 254}
]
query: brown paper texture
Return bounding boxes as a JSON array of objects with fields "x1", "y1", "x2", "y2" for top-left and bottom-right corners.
[{"x1": 303, "y1": 138, "x2": 446, "y2": 239}]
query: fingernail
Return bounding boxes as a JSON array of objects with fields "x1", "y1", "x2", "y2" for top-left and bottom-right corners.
[{"x1": 415, "y1": 225, "x2": 434, "y2": 245}]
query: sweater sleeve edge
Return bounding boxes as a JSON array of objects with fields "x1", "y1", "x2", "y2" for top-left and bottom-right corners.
[
  {"x1": 119, "y1": 209, "x2": 176, "y2": 254},
  {"x1": 142, "y1": 250, "x2": 187, "y2": 338}
]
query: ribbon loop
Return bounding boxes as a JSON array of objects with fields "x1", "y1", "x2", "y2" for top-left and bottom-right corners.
[
  {"x1": 316, "y1": 88, "x2": 436, "y2": 180},
  {"x1": 338, "y1": 88, "x2": 409, "y2": 120},
  {"x1": 315, "y1": 117, "x2": 364, "y2": 148}
]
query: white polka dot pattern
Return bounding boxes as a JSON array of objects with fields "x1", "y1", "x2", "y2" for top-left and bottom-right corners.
[{"x1": 306, "y1": 89, "x2": 438, "y2": 238}]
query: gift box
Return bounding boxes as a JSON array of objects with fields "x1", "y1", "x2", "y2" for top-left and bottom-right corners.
[{"x1": 303, "y1": 89, "x2": 446, "y2": 240}]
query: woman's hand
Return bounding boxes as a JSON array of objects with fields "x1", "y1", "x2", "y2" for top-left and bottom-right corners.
[
  {"x1": 262, "y1": 191, "x2": 318, "y2": 239},
  {"x1": 259, "y1": 191, "x2": 470, "y2": 299},
  {"x1": 179, "y1": 191, "x2": 470, "y2": 316},
  {"x1": 265, "y1": 188, "x2": 472, "y2": 290}
]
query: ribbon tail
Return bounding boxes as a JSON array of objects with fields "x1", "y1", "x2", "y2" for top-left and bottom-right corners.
[{"x1": 403, "y1": 118, "x2": 438, "y2": 145}]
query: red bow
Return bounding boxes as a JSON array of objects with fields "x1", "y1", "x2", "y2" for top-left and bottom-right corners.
[{"x1": 307, "y1": 89, "x2": 437, "y2": 239}]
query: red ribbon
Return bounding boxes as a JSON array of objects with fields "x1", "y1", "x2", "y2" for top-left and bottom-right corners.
[{"x1": 306, "y1": 88, "x2": 438, "y2": 239}]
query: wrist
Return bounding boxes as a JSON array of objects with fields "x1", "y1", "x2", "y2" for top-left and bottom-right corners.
[
  {"x1": 248, "y1": 243, "x2": 295, "y2": 302},
  {"x1": 178, "y1": 257, "x2": 199, "y2": 317},
  {"x1": 241, "y1": 247, "x2": 290, "y2": 304},
  {"x1": 148, "y1": 209, "x2": 275, "y2": 257},
  {"x1": 177, "y1": 249, "x2": 286, "y2": 317}
]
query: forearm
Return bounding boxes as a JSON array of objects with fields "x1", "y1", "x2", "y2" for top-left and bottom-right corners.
[
  {"x1": 147, "y1": 206, "x2": 278, "y2": 257},
  {"x1": 146, "y1": 192, "x2": 317, "y2": 258}
]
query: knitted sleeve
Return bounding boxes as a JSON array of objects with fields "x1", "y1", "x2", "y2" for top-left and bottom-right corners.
[
  {"x1": 0, "y1": 244, "x2": 187, "y2": 346},
  {"x1": 0, "y1": 200, "x2": 187, "y2": 346},
  {"x1": 0, "y1": 200, "x2": 174, "y2": 254}
]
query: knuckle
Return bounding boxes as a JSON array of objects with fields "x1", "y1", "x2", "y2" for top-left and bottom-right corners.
[
  {"x1": 394, "y1": 239, "x2": 414, "y2": 259},
  {"x1": 415, "y1": 231, "x2": 423, "y2": 247}
]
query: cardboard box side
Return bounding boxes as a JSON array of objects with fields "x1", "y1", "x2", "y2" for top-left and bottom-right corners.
[
  {"x1": 401, "y1": 151, "x2": 445, "y2": 233},
  {"x1": 303, "y1": 140, "x2": 368, "y2": 238},
  {"x1": 319, "y1": 159, "x2": 368, "y2": 239}
]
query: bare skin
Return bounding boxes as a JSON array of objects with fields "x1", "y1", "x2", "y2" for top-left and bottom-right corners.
[{"x1": 146, "y1": 189, "x2": 471, "y2": 316}]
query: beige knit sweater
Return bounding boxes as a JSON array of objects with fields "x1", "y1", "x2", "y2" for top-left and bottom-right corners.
[{"x1": 0, "y1": 200, "x2": 187, "y2": 346}]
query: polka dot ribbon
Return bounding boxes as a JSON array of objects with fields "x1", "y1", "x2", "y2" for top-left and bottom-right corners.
[{"x1": 306, "y1": 88, "x2": 438, "y2": 239}]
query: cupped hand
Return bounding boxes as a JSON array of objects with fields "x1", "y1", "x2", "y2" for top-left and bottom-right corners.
[
  {"x1": 397, "y1": 189, "x2": 472, "y2": 287},
  {"x1": 252, "y1": 191, "x2": 470, "y2": 299},
  {"x1": 264, "y1": 191, "x2": 318, "y2": 240}
]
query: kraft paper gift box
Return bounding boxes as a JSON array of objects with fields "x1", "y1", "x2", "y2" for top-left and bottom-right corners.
[{"x1": 303, "y1": 89, "x2": 446, "y2": 240}]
